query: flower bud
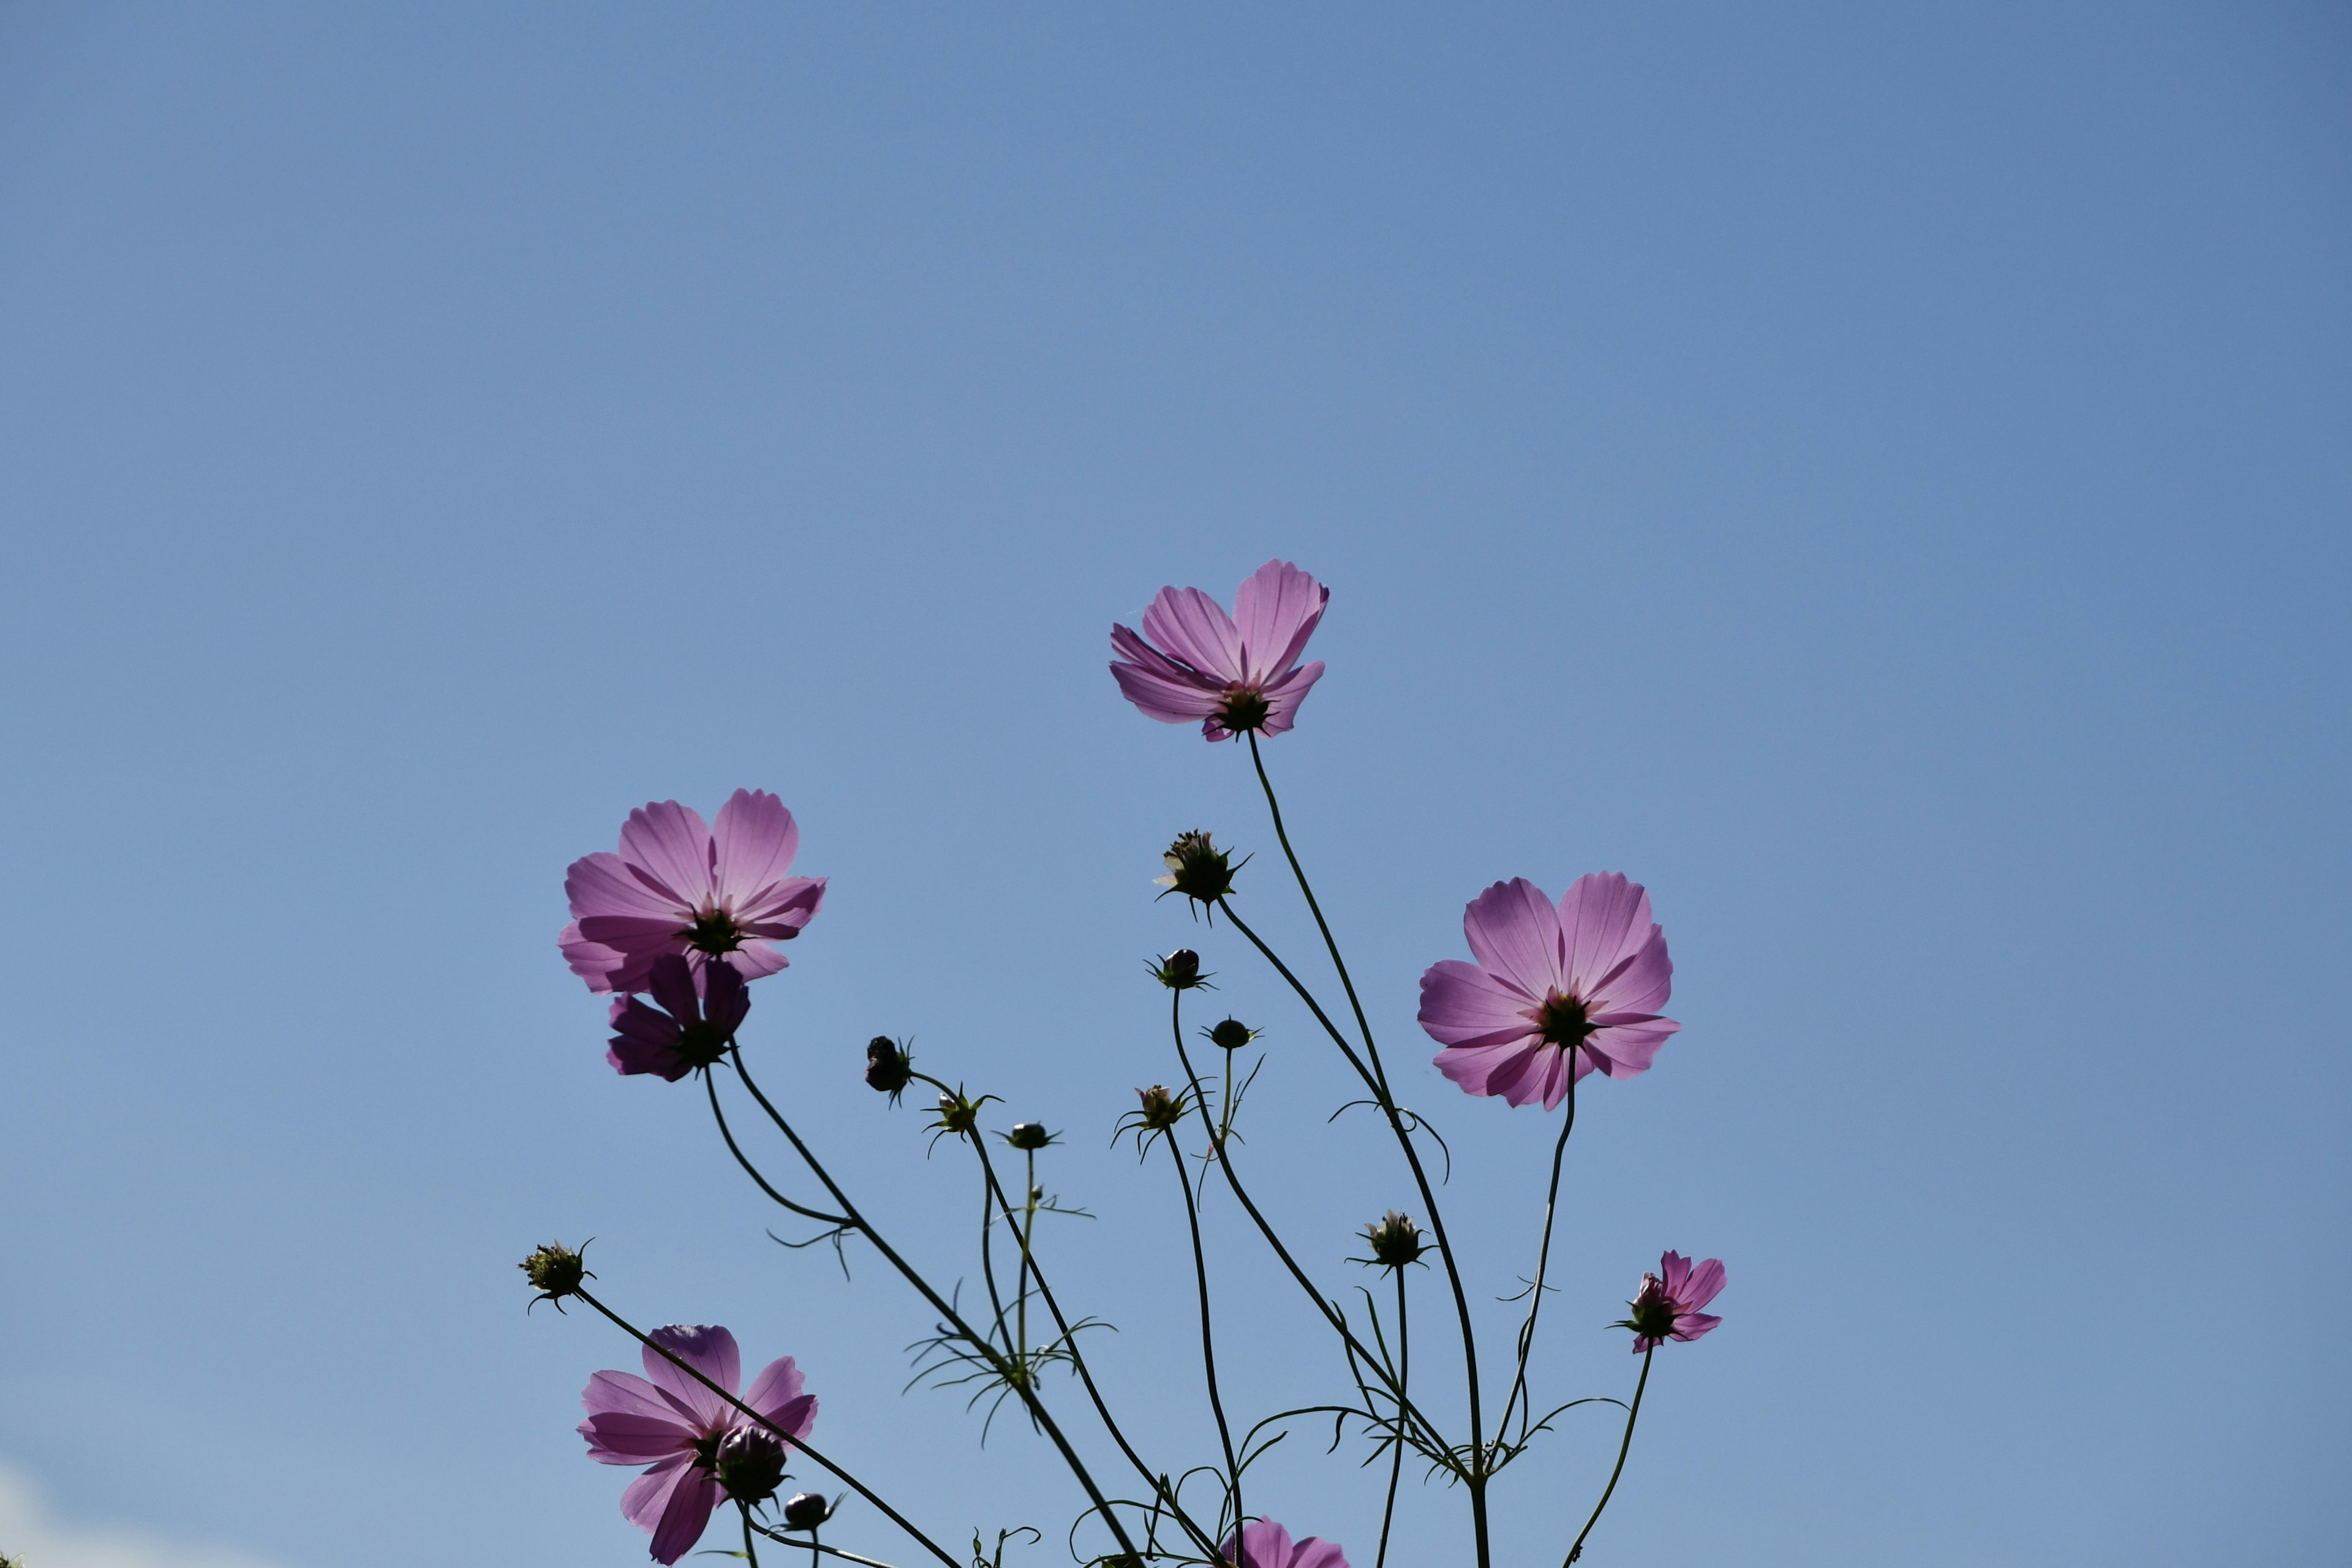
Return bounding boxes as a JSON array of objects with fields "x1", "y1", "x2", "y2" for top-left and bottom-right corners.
[
  {"x1": 1154, "y1": 831, "x2": 1238, "y2": 905},
  {"x1": 781, "y1": 1491, "x2": 837, "y2": 1531},
  {"x1": 1004, "y1": 1121, "x2": 1056, "y2": 1152},
  {"x1": 1152, "y1": 948, "x2": 1207, "y2": 989},
  {"x1": 1362, "y1": 1211, "x2": 1427, "y2": 1270},
  {"x1": 1136, "y1": 1085, "x2": 1185, "y2": 1131},
  {"x1": 933, "y1": 1091, "x2": 979, "y2": 1140},
  {"x1": 864, "y1": 1036, "x2": 914, "y2": 1098},
  {"x1": 714, "y1": 1423, "x2": 787, "y2": 1504},
  {"x1": 1205, "y1": 1017, "x2": 1258, "y2": 1052},
  {"x1": 519, "y1": 1240, "x2": 592, "y2": 1308}
]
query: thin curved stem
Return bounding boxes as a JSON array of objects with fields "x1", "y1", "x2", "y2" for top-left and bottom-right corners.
[
  {"x1": 575, "y1": 1287, "x2": 956, "y2": 1568},
  {"x1": 1562, "y1": 1346, "x2": 1654, "y2": 1566},
  {"x1": 747, "y1": 1532, "x2": 903, "y2": 1568},
  {"x1": 1166, "y1": 1129, "x2": 1242, "y2": 1533},
  {"x1": 1374, "y1": 1268, "x2": 1409, "y2": 1568},
  {"x1": 1496, "y1": 1077, "x2": 1577, "y2": 1442},
  {"x1": 742, "y1": 1502, "x2": 762, "y2": 1567},
  {"x1": 704, "y1": 1068, "x2": 853, "y2": 1227},
  {"x1": 723, "y1": 1047, "x2": 1142, "y2": 1564},
  {"x1": 1242, "y1": 733, "x2": 1491, "y2": 1566},
  {"x1": 1168, "y1": 993, "x2": 1453, "y2": 1463}
]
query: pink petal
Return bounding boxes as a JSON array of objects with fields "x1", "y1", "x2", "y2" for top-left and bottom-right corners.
[
  {"x1": 1585, "y1": 1019, "x2": 1677, "y2": 1077},
  {"x1": 743, "y1": 1357, "x2": 810, "y2": 1430},
  {"x1": 620, "y1": 1452, "x2": 698, "y2": 1532},
  {"x1": 579, "y1": 1409, "x2": 701, "y2": 1463},
  {"x1": 560, "y1": 921, "x2": 631, "y2": 992},
  {"x1": 1482, "y1": 1041, "x2": 1561, "y2": 1107},
  {"x1": 1658, "y1": 1251, "x2": 1693, "y2": 1295},
  {"x1": 715, "y1": 943, "x2": 789, "y2": 983},
  {"x1": 1289, "y1": 1537, "x2": 1351, "y2": 1568},
  {"x1": 619, "y1": 801, "x2": 717, "y2": 909},
  {"x1": 1141, "y1": 585, "x2": 1245, "y2": 681},
  {"x1": 714, "y1": 790, "x2": 801, "y2": 903},
  {"x1": 1230, "y1": 559, "x2": 1329, "y2": 685},
  {"x1": 1229, "y1": 1520, "x2": 1295, "y2": 1568},
  {"x1": 1418, "y1": 960, "x2": 1542, "y2": 1049},
  {"x1": 1586, "y1": 925, "x2": 1673, "y2": 1016},
  {"x1": 734, "y1": 875, "x2": 825, "y2": 932},
  {"x1": 1255, "y1": 658, "x2": 1327, "y2": 737},
  {"x1": 1672, "y1": 1311, "x2": 1722, "y2": 1341},
  {"x1": 648, "y1": 1461, "x2": 723, "y2": 1564},
  {"x1": 1110, "y1": 626, "x2": 1227, "y2": 724},
  {"x1": 643, "y1": 1324, "x2": 739, "y2": 1427},
  {"x1": 1432, "y1": 1039, "x2": 1540, "y2": 1098},
  {"x1": 582, "y1": 1368, "x2": 701, "y2": 1427},
  {"x1": 1681, "y1": 1257, "x2": 1727, "y2": 1310},
  {"x1": 1462, "y1": 880, "x2": 1567, "y2": 999},
  {"x1": 567, "y1": 851, "x2": 685, "y2": 922},
  {"x1": 1557, "y1": 873, "x2": 1654, "y2": 1000}
]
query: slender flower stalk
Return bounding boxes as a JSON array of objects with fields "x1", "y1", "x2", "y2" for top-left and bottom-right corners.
[
  {"x1": 1165, "y1": 1129, "x2": 1242, "y2": 1533},
  {"x1": 742, "y1": 1503, "x2": 763, "y2": 1568},
  {"x1": 1373, "y1": 1268, "x2": 1409, "y2": 1568},
  {"x1": 1494, "y1": 1080, "x2": 1577, "y2": 1444},
  {"x1": 720, "y1": 1046, "x2": 1146, "y2": 1565},
  {"x1": 572, "y1": 1288, "x2": 957, "y2": 1568},
  {"x1": 1562, "y1": 1347, "x2": 1653, "y2": 1567}
]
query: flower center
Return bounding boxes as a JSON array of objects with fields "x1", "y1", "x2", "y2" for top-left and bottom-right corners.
[
  {"x1": 1215, "y1": 685, "x2": 1270, "y2": 733},
  {"x1": 686, "y1": 907, "x2": 743, "y2": 956},
  {"x1": 677, "y1": 1020, "x2": 731, "y2": 1070},
  {"x1": 1534, "y1": 990, "x2": 1596, "y2": 1048}
]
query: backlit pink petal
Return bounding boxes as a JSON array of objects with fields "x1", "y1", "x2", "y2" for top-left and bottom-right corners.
[
  {"x1": 620, "y1": 1452, "x2": 698, "y2": 1533},
  {"x1": 618, "y1": 801, "x2": 717, "y2": 908},
  {"x1": 1290, "y1": 1539, "x2": 1351, "y2": 1568},
  {"x1": 1462, "y1": 880, "x2": 1567, "y2": 998},
  {"x1": 1112, "y1": 654, "x2": 1229, "y2": 723},
  {"x1": 565, "y1": 852, "x2": 682, "y2": 921},
  {"x1": 1231, "y1": 559, "x2": 1330, "y2": 685},
  {"x1": 734, "y1": 876, "x2": 825, "y2": 933},
  {"x1": 1680, "y1": 1256, "x2": 1727, "y2": 1310},
  {"x1": 1255, "y1": 658, "x2": 1327, "y2": 737},
  {"x1": 560, "y1": 921, "x2": 631, "y2": 991},
  {"x1": 580, "y1": 1409, "x2": 702, "y2": 1463},
  {"x1": 1587, "y1": 929, "x2": 1673, "y2": 1016},
  {"x1": 1433, "y1": 1039, "x2": 1540, "y2": 1099},
  {"x1": 1418, "y1": 960, "x2": 1541, "y2": 1048},
  {"x1": 1672, "y1": 1311, "x2": 1722, "y2": 1341},
  {"x1": 1659, "y1": 1252, "x2": 1692, "y2": 1295},
  {"x1": 1142, "y1": 586, "x2": 1246, "y2": 680},
  {"x1": 717, "y1": 943, "x2": 790, "y2": 983},
  {"x1": 1558, "y1": 873, "x2": 1654, "y2": 998},
  {"x1": 1223, "y1": 1518, "x2": 1348, "y2": 1568},
  {"x1": 581, "y1": 1368, "x2": 699, "y2": 1429},
  {"x1": 713, "y1": 788, "x2": 800, "y2": 898},
  {"x1": 642, "y1": 1325, "x2": 739, "y2": 1428},
  {"x1": 647, "y1": 1462, "x2": 723, "y2": 1565}
]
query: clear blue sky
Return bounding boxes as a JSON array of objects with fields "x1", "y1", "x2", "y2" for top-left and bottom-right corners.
[{"x1": 1, "y1": 6, "x2": 2345, "y2": 1567}]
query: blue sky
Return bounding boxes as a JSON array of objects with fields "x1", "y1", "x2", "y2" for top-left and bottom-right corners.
[{"x1": 1, "y1": 5, "x2": 2345, "y2": 1566}]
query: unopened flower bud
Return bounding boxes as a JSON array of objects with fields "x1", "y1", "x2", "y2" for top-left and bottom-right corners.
[
  {"x1": 1005, "y1": 1121, "x2": 1056, "y2": 1152},
  {"x1": 934, "y1": 1091, "x2": 979, "y2": 1139},
  {"x1": 1152, "y1": 948, "x2": 1207, "y2": 989},
  {"x1": 1363, "y1": 1211, "x2": 1427, "y2": 1270},
  {"x1": 714, "y1": 1423, "x2": 787, "y2": 1504},
  {"x1": 865, "y1": 1036, "x2": 914, "y2": 1098},
  {"x1": 781, "y1": 1491, "x2": 837, "y2": 1531},
  {"x1": 1205, "y1": 1017, "x2": 1258, "y2": 1052},
  {"x1": 1136, "y1": 1085, "x2": 1185, "y2": 1130},
  {"x1": 518, "y1": 1240, "x2": 592, "y2": 1308},
  {"x1": 1154, "y1": 831, "x2": 1238, "y2": 905}
]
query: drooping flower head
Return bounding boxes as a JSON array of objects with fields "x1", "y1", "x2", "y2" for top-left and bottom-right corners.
[
  {"x1": 1110, "y1": 559, "x2": 1330, "y2": 741},
  {"x1": 606, "y1": 955, "x2": 750, "y2": 1082},
  {"x1": 1221, "y1": 1519, "x2": 1349, "y2": 1568},
  {"x1": 1419, "y1": 873, "x2": 1679, "y2": 1111},
  {"x1": 1616, "y1": 1251, "x2": 1726, "y2": 1352},
  {"x1": 578, "y1": 1324, "x2": 817, "y2": 1564},
  {"x1": 561, "y1": 790, "x2": 825, "y2": 995}
]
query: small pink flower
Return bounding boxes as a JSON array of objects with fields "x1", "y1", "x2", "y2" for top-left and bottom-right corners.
[
  {"x1": 1419, "y1": 873, "x2": 1679, "y2": 1110},
  {"x1": 606, "y1": 954, "x2": 750, "y2": 1082},
  {"x1": 560, "y1": 790, "x2": 825, "y2": 995},
  {"x1": 578, "y1": 1324, "x2": 817, "y2": 1564},
  {"x1": 1619, "y1": 1251, "x2": 1727, "y2": 1352},
  {"x1": 1110, "y1": 559, "x2": 1329, "y2": 741},
  {"x1": 1223, "y1": 1518, "x2": 1349, "y2": 1568}
]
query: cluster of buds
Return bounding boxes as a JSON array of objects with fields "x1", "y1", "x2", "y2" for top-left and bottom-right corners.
[
  {"x1": 519, "y1": 1240, "x2": 592, "y2": 1310},
  {"x1": 1155, "y1": 830, "x2": 1240, "y2": 908},
  {"x1": 864, "y1": 1035, "x2": 914, "y2": 1099},
  {"x1": 1360, "y1": 1211, "x2": 1428, "y2": 1271},
  {"x1": 713, "y1": 1423, "x2": 788, "y2": 1505},
  {"x1": 1150, "y1": 947, "x2": 1208, "y2": 989}
]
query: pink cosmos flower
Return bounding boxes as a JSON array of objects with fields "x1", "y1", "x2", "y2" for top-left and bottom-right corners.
[
  {"x1": 561, "y1": 790, "x2": 825, "y2": 995},
  {"x1": 1223, "y1": 1519, "x2": 1349, "y2": 1568},
  {"x1": 1419, "y1": 873, "x2": 1679, "y2": 1110},
  {"x1": 1621, "y1": 1251, "x2": 1727, "y2": 1352},
  {"x1": 1110, "y1": 559, "x2": 1329, "y2": 740},
  {"x1": 606, "y1": 954, "x2": 750, "y2": 1082},
  {"x1": 579, "y1": 1324, "x2": 818, "y2": 1564}
]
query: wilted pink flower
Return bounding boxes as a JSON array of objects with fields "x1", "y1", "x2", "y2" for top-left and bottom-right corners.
[
  {"x1": 1620, "y1": 1251, "x2": 1726, "y2": 1352},
  {"x1": 561, "y1": 790, "x2": 825, "y2": 995},
  {"x1": 1110, "y1": 559, "x2": 1329, "y2": 740},
  {"x1": 1222, "y1": 1518, "x2": 1349, "y2": 1568},
  {"x1": 606, "y1": 954, "x2": 750, "y2": 1082},
  {"x1": 579, "y1": 1324, "x2": 817, "y2": 1564},
  {"x1": 1419, "y1": 873, "x2": 1679, "y2": 1110}
]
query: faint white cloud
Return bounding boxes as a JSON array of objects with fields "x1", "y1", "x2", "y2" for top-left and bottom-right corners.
[{"x1": 0, "y1": 1464, "x2": 290, "y2": 1568}]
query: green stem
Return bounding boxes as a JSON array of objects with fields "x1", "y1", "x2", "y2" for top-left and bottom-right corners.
[
  {"x1": 1166, "y1": 1129, "x2": 1242, "y2": 1534},
  {"x1": 1562, "y1": 1346, "x2": 1654, "y2": 1566},
  {"x1": 1374, "y1": 1268, "x2": 1409, "y2": 1568},
  {"x1": 1496, "y1": 1076, "x2": 1577, "y2": 1443},
  {"x1": 573, "y1": 1287, "x2": 955, "y2": 1568},
  {"x1": 742, "y1": 1502, "x2": 762, "y2": 1567}
]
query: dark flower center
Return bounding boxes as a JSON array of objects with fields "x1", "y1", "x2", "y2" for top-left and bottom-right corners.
[
  {"x1": 677, "y1": 1020, "x2": 731, "y2": 1071},
  {"x1": 1215, "y1": 685, "x2": 1271, "y2": 733},
  {"x1": 1534, "y1": 990, "x2": 1596, "y2": 1048},
  {"x1": 686, "y1": 908, "x2": 743, "y2": 956}
]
